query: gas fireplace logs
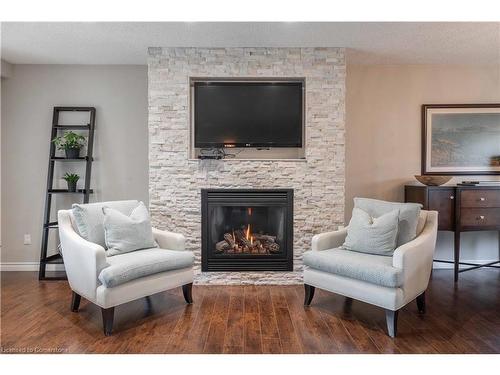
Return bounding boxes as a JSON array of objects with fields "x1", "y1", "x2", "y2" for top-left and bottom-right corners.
[
  {"x1": 215, "y1": 240, "x2": 231, "y2": 253},
  {"x1": 214, "y1": 225, "x2": 280, "y2": 255}
]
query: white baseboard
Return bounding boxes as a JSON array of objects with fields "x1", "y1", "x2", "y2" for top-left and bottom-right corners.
[
  {"x1": 432, "y1": 259, "x2": 498, "y2": 269},
  {"x1": 1, "y1": 261, "x2": 496, "y2": 272},
  {"x1": 0, "y1": 262, "x2": 65, "y2": 272}
]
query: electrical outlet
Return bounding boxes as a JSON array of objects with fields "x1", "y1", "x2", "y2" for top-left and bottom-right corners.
[{"x1": 24, "y1": 234, "x2": 32, "y2": 245}]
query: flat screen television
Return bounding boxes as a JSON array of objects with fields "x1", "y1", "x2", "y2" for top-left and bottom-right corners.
[{"x1": 193, "y1": 80, "x2": 304, "y2": 148}]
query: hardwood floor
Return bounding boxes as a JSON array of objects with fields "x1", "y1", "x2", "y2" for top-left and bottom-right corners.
[{"x1": 1, "y1": 270, "x2": 499, "y2": 354}]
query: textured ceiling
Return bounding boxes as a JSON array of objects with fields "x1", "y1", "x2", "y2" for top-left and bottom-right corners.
[{"x1": 1, "y1": 22, "x2": 499, "y2": 65}]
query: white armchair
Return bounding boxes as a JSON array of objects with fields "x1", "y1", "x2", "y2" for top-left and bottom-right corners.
[
  {"x1": 58, "y1": 202, "x2": 194, "y2": 336},
  {"x1": 303, "y1": 210, "x2": 438, "y2": 337}
]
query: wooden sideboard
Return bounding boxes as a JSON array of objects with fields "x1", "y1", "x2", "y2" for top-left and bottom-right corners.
[{"x1": 405, "y1": 185, "x2": 500, "y2": 282}]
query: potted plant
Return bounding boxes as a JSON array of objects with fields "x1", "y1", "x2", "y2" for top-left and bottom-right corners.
[
  {"x1": 63, "y1": 173, "x2": 80, "y2": 192},
  {"x1": 52, "y1": 131, "x2": 86, "y2": 158}
]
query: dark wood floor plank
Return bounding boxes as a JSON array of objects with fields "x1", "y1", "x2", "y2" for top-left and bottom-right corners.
[
  {"x1": 312, "y1": 289, "x2": 375, "y2": 354},
  {"x1": 317, "y1": 309, "x2": 359, "y2": 353},
  {"x1": 331, "y1": 296, "x2": 401, "y2": 354},
  {"x1": 203, "y1": 287, "x2": 230, "y2": 353},
  {"x1": 287, "y1": 286, "x2": 346, "y2": 353},
  {"x1": 243, "y1": 286, "x2": 263, "y2": 354},
  {"x1": 425, "y1": 274, "x2": 500, "y2": 352},
  {"x1": 422, "y1": 310, "x2": 483, "y2": 354},
  {"x1": 262, "y1": 337, "x2": 282, "y2": 354},
  {"x1": 388, "y1": 311, "x2": 439, "y2": 354},
  {"x1": 281, "y1": 287, "x2": 322, "y2": 353},
  {"x1": 165, "y1": 289, "x2": 205, "y2": 353},
  {"x1": 257, "y1": 286, "x2": 280, "y2": 339},
  {"x1": 358, "y1": 316, "x2": 401, "y2": 354},
  {"x1": 222, "y1": 286, "x2": 245, "y2": 354},
  {"x1": 177, "y1": 286, "x2": 219, "y2": 353},
  {"x1": 400, "y1": 308, "x2": 461, "y2": 354},
  {"x1": 269, "y1": 287, "x2": 303, "y2": 353},
  {"x1": 470, "y1": 315, "x2": 500, "y2": 351},
  {"x1": 339, "y1": 316, "x2": 381, "y2": 354},
  {"x1": 1, "y1": 270, "x2": 499, "y2": 354}
]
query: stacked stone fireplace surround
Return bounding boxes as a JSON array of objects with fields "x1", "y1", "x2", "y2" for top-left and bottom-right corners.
[{"x1": 148, "y1": 47, "x2": 346, "y2": 284}]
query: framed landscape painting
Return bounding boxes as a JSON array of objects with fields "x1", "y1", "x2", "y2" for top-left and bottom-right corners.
[{"x1": 422, "y1": 104, "x2": 500, "y2": 175}]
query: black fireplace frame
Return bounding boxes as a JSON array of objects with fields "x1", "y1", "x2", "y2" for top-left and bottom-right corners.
[{"x1": 201, "y1": 188, "x2": 293, "y2": 272}]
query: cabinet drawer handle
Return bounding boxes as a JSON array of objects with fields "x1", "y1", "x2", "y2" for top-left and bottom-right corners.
[
  {"x1": 476, "y1": 215, "x2": 485, "y2": 220},
  {"x1": 479, "y1": 197, "x2": 486, "y2": 201},
  {"x1": 450, "y1": 196, "x2": 454, "y2": 200}
]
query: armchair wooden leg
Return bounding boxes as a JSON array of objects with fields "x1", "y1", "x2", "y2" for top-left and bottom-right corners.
[
  {"x1": 101, "y1": 307, "x2": 115, "y2": 336},
  {"x1": 71, "y1": 292, "x2": 81, "y2": 312},
  {"x1": 343, "y1": 297, "x2": 353, "y2": 312},
  {"x1": 304, "y1": 284, "x2": 315, "y2": 306},
  {"x1": 385, "y1": 309, "x2": 399, "y2": 338},
  {"x1": 416, "y1": 292, "x2": 426, "y2": 314},
  {"x1": 145, "y1": 296, "x2": 153, "y2": 312},
  {"x1": 182, "y1": 283, "x2": 193, "y2": 304}
]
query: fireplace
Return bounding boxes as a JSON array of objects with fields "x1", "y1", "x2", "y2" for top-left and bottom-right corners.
[{"x1": 201, "y1": 189, "x2": 293, "y2": 271}]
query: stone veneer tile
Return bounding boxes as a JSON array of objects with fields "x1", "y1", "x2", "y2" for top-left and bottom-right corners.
[{"x1": 148, "y1": 48, "x2": 345, "y2": 284}]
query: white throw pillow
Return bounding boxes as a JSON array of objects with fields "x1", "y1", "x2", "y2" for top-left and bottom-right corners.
[
  {"x1": 102, "y1": 202, "x2": 157, "y2": 256},
  {"x1": 342, "y1": 207, "x2": 399, "y2": 256}
]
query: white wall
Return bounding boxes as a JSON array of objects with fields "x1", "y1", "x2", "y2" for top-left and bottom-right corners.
[
  {"x1": 1, "y1": 64, "x2": 148, "y2": 264},
  {"x1": 346, "y1": 64, "x2": 500, "y2": 265}
]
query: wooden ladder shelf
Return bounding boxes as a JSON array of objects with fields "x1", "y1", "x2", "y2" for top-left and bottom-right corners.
[{"x1": 39, "y1": 107, "x2": 96, "y2": 280}]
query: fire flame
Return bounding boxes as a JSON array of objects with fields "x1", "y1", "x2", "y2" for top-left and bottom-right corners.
[
  {"x1": 246, "y1": 224, "x2": 251, "y2": 240},
  {"x1": 246, "y1": 209, "x2": 253, "y2": 244},
  {"x1": 245, "y1": 224, "x2": 255, "y2": 245}
]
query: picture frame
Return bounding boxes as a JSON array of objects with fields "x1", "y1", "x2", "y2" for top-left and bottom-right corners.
[{"x1": 422, "y1": 104, "x2": 500, "y2": 175}]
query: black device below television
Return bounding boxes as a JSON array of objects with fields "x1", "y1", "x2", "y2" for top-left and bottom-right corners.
[{"x1": 193, "y1": 79, "x2": 304, "y2": 148}]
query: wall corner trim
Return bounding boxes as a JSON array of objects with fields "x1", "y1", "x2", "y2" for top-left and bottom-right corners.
[{"x1": 1, "y1": 59, "x2": 14, "y2": 79}]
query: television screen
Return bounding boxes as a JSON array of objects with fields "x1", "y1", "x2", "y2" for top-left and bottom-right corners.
[{"x1": 194, "y1": 81, "x2": 303, "y2": 148}]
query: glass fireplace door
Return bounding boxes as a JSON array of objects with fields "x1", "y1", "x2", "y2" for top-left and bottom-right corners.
[{"x1": 207, "y1": 205, "x2": 286, "y2": 257}]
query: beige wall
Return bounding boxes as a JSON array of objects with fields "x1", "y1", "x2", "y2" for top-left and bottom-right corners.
[
  {"x1": 2, "y1": 62, "x2": 498, "y2": 266},
  {"x1": 1, "y1": 65, "x2": 148, "y2": 264},
  {"x1": 346, "y1": 64, "x2": 500, "y2": 262}
]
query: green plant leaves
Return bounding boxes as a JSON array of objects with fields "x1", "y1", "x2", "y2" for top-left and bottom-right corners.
[
  {"x1": 52, "y1": 131, "x2": 86, "y2": 151},
  {"x1": 63, "y1": 172, "x2": 80, "y2": 183}
]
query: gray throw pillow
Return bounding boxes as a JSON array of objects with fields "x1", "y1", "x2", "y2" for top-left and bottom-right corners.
[
  {"x1": 72, "y1": 200, "x2": 140, "y2": 248},
  {"x1": 102, "y1": 202, "x2": 157, "y2": 256},
  {"x1": 354, "y1": 198, "x2": 422, "y2": 247},
  {"x1": 342, "y1": 207, "x2": 399, "y2": 256}
]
